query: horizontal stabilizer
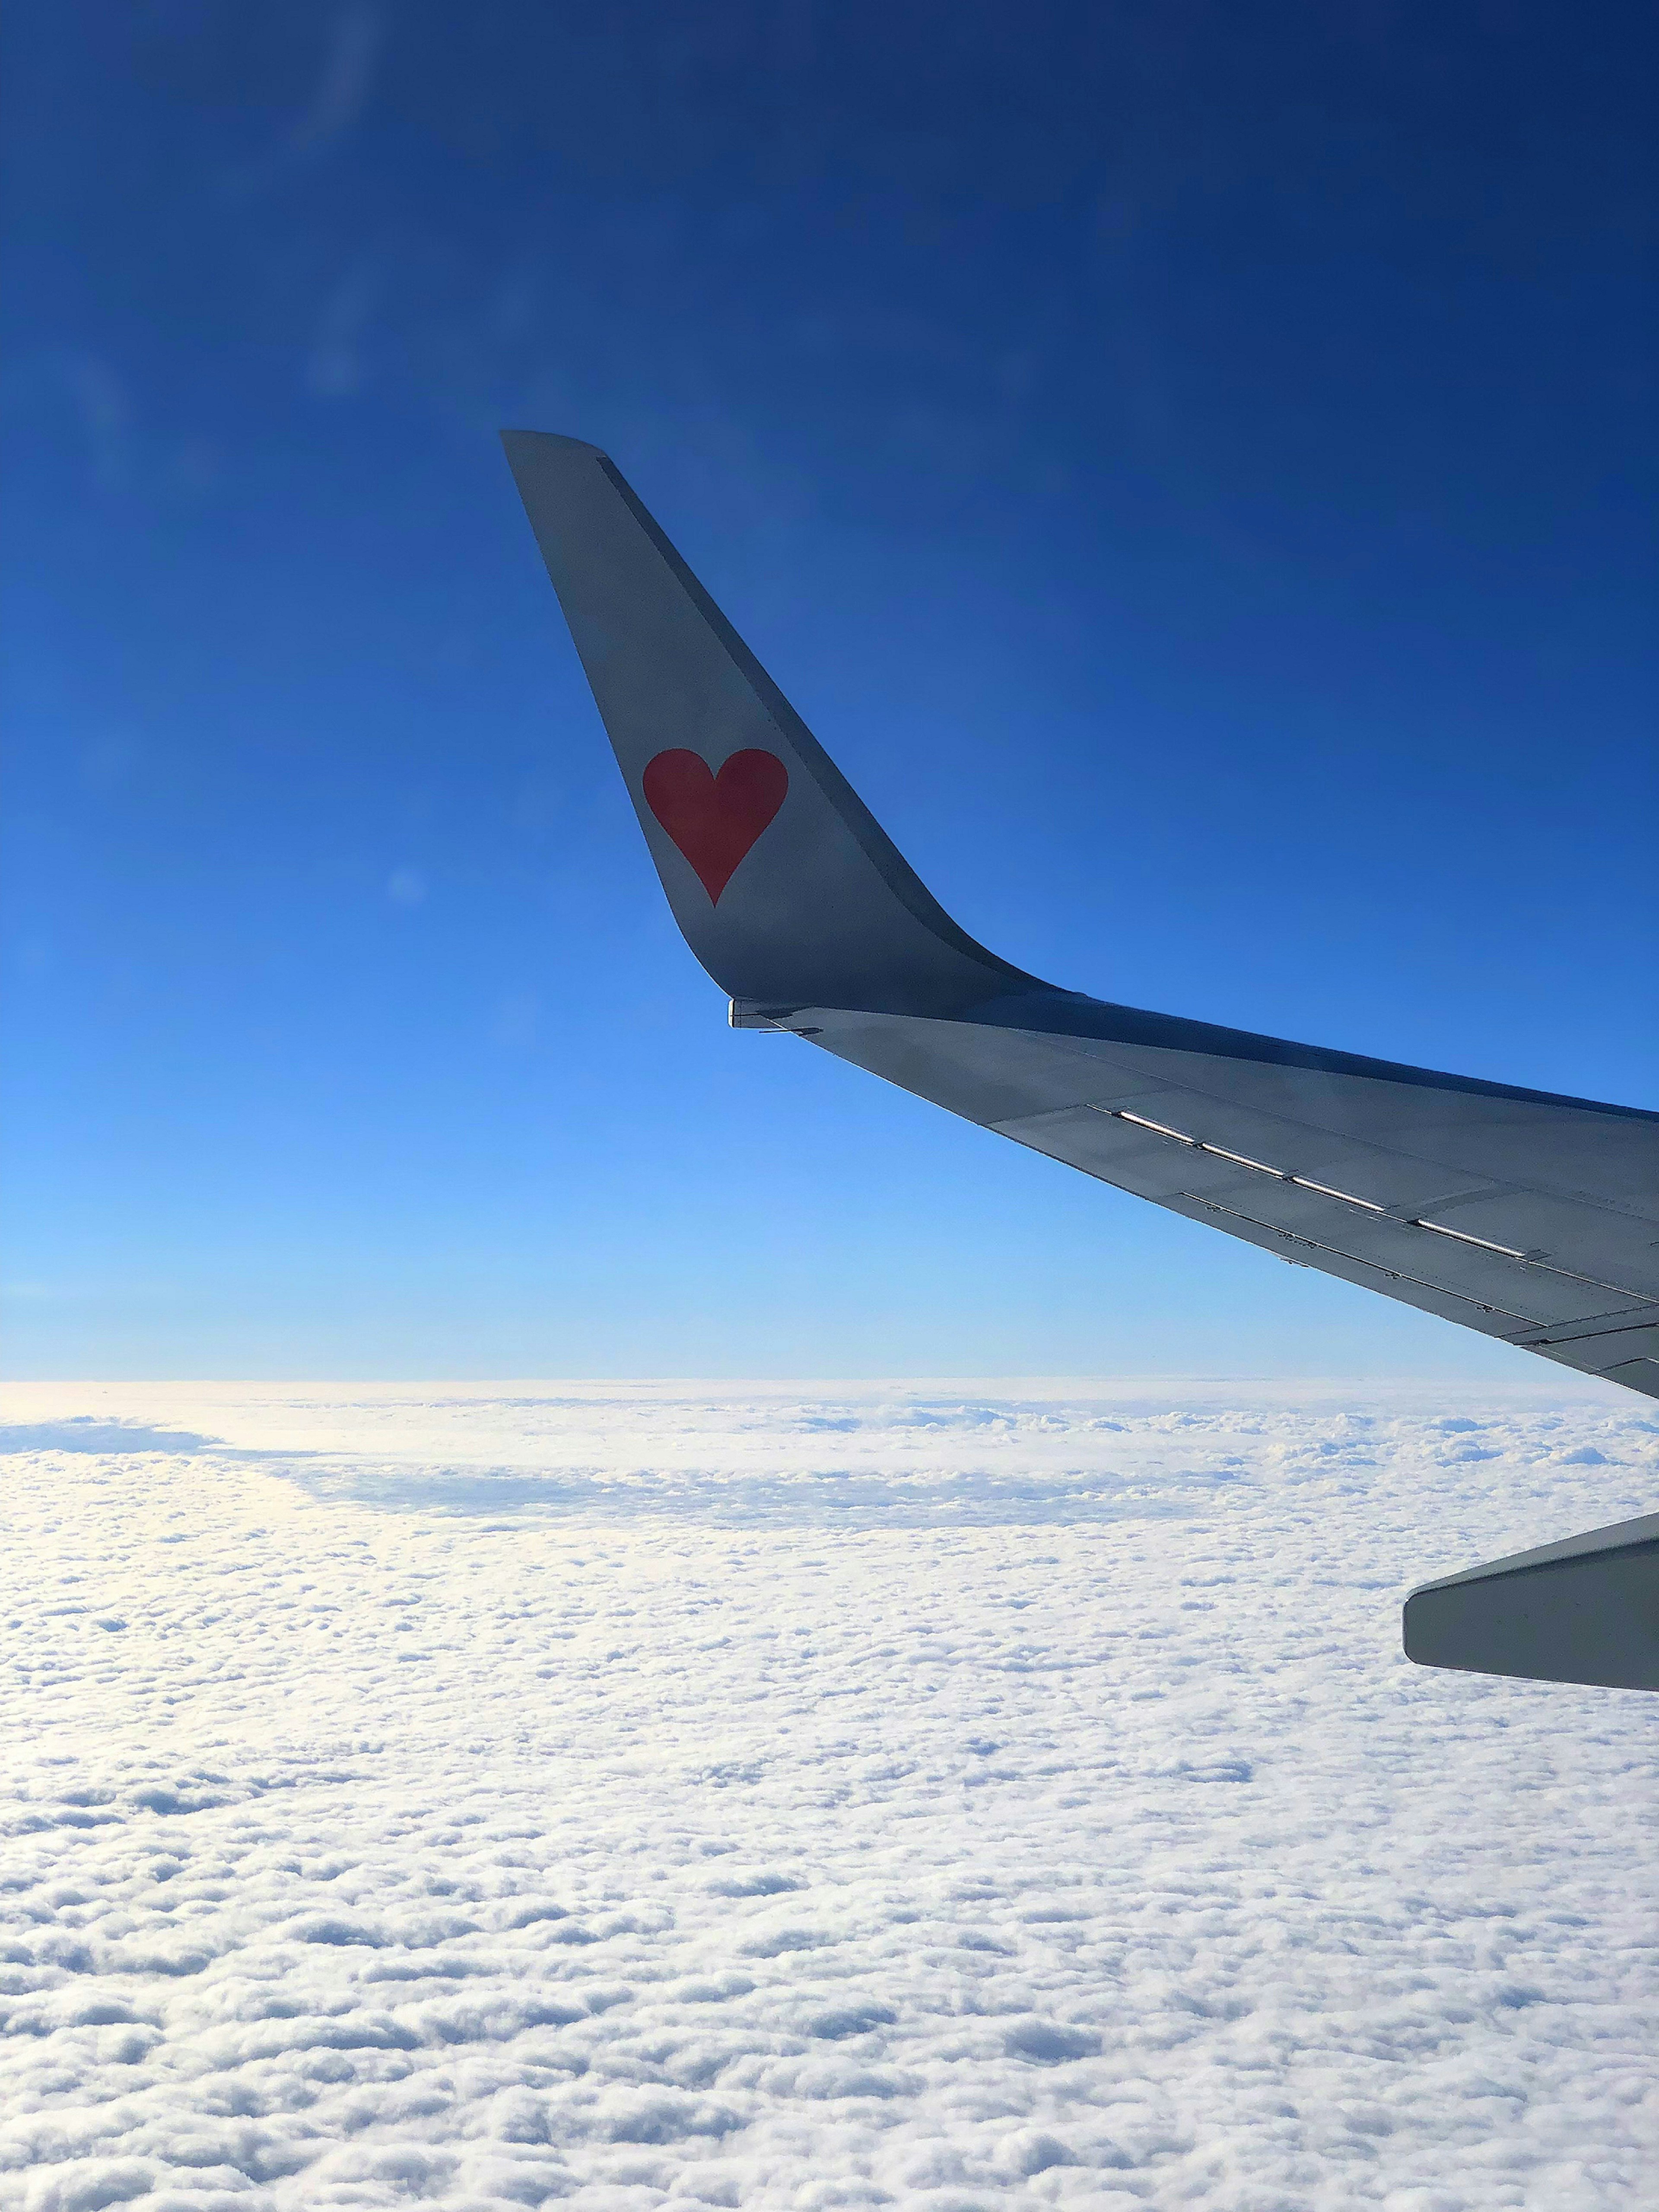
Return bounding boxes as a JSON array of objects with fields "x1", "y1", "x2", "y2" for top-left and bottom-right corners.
[{"x1": 1404, "y1": 1512, "x2": 1659, "y2": 1690}]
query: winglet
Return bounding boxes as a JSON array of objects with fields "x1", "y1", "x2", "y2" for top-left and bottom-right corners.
[{"x1": 501, "y1": 429, "x2": 1039, "y2": 1017}]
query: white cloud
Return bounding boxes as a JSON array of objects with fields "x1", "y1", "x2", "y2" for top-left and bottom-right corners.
[{"x1": 0, "y1": 1380, "x2": 1653, "y2": 2206}]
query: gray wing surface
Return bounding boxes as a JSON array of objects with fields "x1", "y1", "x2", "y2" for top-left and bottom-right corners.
[
  {"x1": 502, "y1": 429, "x2": 1659, "y2": 1407},
  {"x1": 1403, "y1": 1513, "x2": 1659, "y2": 1691}
]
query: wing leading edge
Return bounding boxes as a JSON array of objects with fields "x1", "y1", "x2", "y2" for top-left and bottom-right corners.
[{"x1": 503, "y1": 428, "x2": 1659, "y2": 1687}]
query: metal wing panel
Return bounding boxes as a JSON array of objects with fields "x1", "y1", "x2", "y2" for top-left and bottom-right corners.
[
  {"x1": 807, "y1": 1011, "x2": 1128, "y2": 1125},
  {"x1": 1155, "y1": 1192, "x2": 1552, "y2": 1336},
  {"x1": 795, "y1": 1003, "x2": 1659, "y2": 1397},
  {"x1": 990, "y1": 1103, "x2": 1641, "y2": 1336},
  {"x1": 1406, "y1": 1188, "x2": 1659, "y2": 1291},
  {"x1": 1176, "y1": 1187, "x2": 1593, "y2": 1324},
  {"x1": 1404, "y1": 1512, "x2": 1659, "y2": 1690},
  {"x1": 809, "y1": 1009, "x2": 1659, "y2": 1265},
  {"x1": 973, "y1": 1005, "x2": 1659, "y2": 1222},
  {"x1": 990, "y1": 1106, "x2": 1282, "y2": 1205}
]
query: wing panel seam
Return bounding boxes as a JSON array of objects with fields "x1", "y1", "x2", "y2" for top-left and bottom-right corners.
[{"x1": 1087, "y1": 1106, "x2": 1655, "y2": 1307}]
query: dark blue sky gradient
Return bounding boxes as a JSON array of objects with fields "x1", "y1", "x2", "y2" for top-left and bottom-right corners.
[{"x1": 4, "y1": 4, "x2": 1655, "y2": 1376}]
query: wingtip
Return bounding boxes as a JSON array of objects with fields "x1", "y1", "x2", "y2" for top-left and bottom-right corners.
[{"x1": 499, "y1": 426, "x2": 610, "y2": 464}]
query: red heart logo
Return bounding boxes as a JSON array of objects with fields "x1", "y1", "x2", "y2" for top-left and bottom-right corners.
[{"x1": 642, "y1": 748, "x2": 789, "y2": 905}]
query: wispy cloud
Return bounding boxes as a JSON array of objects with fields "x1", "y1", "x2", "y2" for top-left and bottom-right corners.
[{"x1": 289, "y1": 3, "x2": 382, "y2": 159}]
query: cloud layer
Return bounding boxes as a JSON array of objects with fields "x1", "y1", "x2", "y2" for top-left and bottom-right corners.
[{"x1": 1, "y1": 1381, "x2": 1654, "y2": 2208}]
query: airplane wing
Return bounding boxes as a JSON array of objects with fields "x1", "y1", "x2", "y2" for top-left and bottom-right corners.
[
  {"x1": 1403, "y1": 1510, "x2": 1659, "y2": 1691},
  {"x1": 502, "y1": 428, "x2": 1659, "y2": 1687}
]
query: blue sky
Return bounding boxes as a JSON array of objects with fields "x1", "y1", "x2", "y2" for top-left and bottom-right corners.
[{"x1": 3, "y1": 3, "x2": 1654, "y2": 1379}]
